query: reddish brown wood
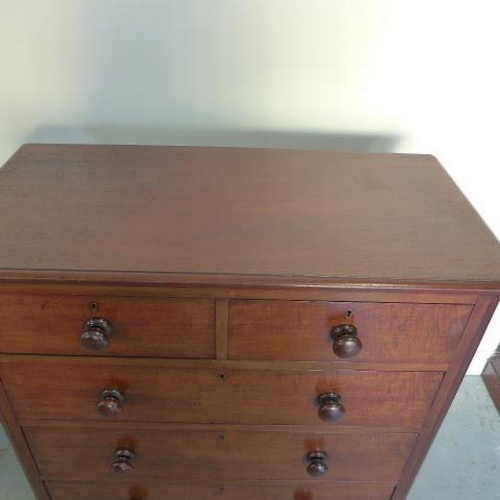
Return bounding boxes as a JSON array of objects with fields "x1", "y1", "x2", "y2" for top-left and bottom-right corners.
[
  {"x1": 317, "y1": 392, "x2": 345, "y2": 422},
  {"x1": 46, "y1": 480, "x2": 396, "y2": 500},
  {"x1": 306, "y1": 450, "x2": 329, "y2": 476},
  {"x1": 0, "y1": 294, "x2": 215, "y2": 357},
  {"x1": 0, "y1": 351, "x2": 450, "y2": 374},
  {"x1": 331, "y1": 324, "x2": 363, "y2": 358},
  {"x1": 3, "y1": 267, "x2": 500, "y2": 291},
  {"x1": 228, "y1": 300, "x2": 472, "y2": 363},
  {"x1": 0, "y1": 379, "x2": 50, "y2": 500},
  {"x1": 215, "y1": 299, "x2": 229, "y2": 360},
  {"x1": 391, "y1": 295, "x2": 499, "y2": 499},
  {"x1": 111, "y1": 448, "x2": 136, "y2": 474},
  {"x1": 24, "y1": 426, "x2": 416, "y2": 482},
  {"x1": 482, "y1": 356, "x2": 500, "y2": 411},
  {"x1": 0, "y1": 146, "x2": 499, "y2": 500},
  {"x1": 96, "y1": 388, "x2": 125, "y2": 418},
  {"x1": 80, "y1": 317, "x2": 114, "y2": 351},
  {"x1": 0, "y1": 282, "x2": 483, "y2": 303},
  {"x1": 1, "y1": 145, "x2": 499, "y2": 287},
  {"x1": 1, "y1": 359, "x2": 442, "y2": 430}
]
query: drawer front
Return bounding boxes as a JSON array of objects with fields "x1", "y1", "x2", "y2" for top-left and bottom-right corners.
[
  {"x1": 26, "y1": 426, "x2": 416, "y2": 482},
  {"x1": 0, "y1": 294, "x2": 215, "y2": 357},
  {"x1": 46, "y1": 480, "x2": 396, "y2": 500},
  {"x1": 2, "y1": 360, "x2": 441, "y2": 429},
  {"x1": 228, "y1": 300, "x2": 472, "y2": 362}
]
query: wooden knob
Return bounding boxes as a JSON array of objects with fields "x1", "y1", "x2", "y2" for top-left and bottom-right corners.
[
  {"x1": 80, "y1": 317, "x2": 113, "y2": 351},
  {"x1": 112, "y1": 448, "x2": 135, "y2": 474},
  {"x1": 97, "y1": 388, "x2": 124, "y2": 418},
  {"x1": 330, "y1": 324, "x2": 362, "y2": 358},
  {"x1": 306, "y1": 451, "x2": 328, "y2": 477},
  {"x1": 317, "y1": 392, "x2": 345, "y2": 422}
]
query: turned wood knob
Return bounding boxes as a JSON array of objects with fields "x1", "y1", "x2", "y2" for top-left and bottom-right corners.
[
  {"x1": 306, "y1": 451, "x2": 328, "y2": 477},
  {"x1": 80, "y1": 317, "x2": 113, "y2": 351},
  {"x1": 317, "y1": 392, "x2": 345, "y2": 422},
  {"x1": 112, "y1": 448, "x2": 135, "y2": 473},
  {"x1": 97, "y1": 388, "x2": 124, "y2": 417},
  {"x1": 330, "y1": 324, "x2": 362, "y2": 358}
]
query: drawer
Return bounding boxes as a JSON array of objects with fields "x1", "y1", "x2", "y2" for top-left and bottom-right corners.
[
  {"x1": 25, "y1": 426, "x2": 416, "y2": 482},
  {"x1": 2, "y1": 359, "x2": 442, "y2": 429},
  {"x1": 0, "y1": 294, "x2": 215, "y2": 357},
  {"x1": 228, "y1": 300, "x2": 472, "y2": 362},
  {"x1": 46, "y1": 480, "x2": 396, "y2": 500}
]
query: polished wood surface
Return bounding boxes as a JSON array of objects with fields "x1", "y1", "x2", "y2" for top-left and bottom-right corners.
[
  {"x1": 1, "y1": 144, "x2": 499, "y2": 287},
  {"x1": 482, "y1": 356, "x2": 500, "y2": 411},
  {"x1": 46, "y1": 480, "x2": 396, "y2": 500},
  {"x1": 0, "y1": 379, "x2": 50, "y2": 500},
  {"x1": 0, "y1": 145, "x2": 499, "y2": 500},
  {"x1": 0, "y1": 294, "x2": 214, "y2": 357},
  {"x1": 394, "y1": 296, "x2": 499, "y2": 499},
  {"x1": 228, "y1": 300, "x2": 472, "y2": 362},
  {"x1": 25, "y1": 426, "x2": 416, "y2": 481},
  {"x1": 330, "y1": 324, "x2": 363, "y2": 359},
  {"x1": 1, "y1": 358, "x2": 442, "y2": 429},
  {"x1": 317, "y1": 392, "x2": 345, "y2": 422},
  {"x1": 96, "y1": 388, "x2": 125, "y2": 418}
]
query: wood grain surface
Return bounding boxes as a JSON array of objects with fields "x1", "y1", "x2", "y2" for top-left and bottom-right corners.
[
  {"x1": 482, "y1": 356, "x2": 500, "y2": 411},
  {"x1": 0, "y1": 293, "x2": 214, "y2": 357},
  {"x1": 228, "y1": 300, "x2": 472, "y2": 362},
  {"x1": 46, "y1": 480, "x2": 396, "y2": 500},
  {"x1": 1, "y1": 145, "x2": 499, "y2": 500},
  {"x1": 1, "y1": 358, "x2": 442, "y2": 430},
  {"x1": 25, "y1": 425, "x2": 416, "y2": 482},
  {"x1": 1, "y1": 144, "x2": 499, "y2": 286}
]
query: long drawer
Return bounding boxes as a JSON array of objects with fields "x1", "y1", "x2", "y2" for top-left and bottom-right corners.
[
  {"x1": 25, "y1": 426, "x2": 417, "y2": 482},
  {"x1": 228, "y1": 300, "x2": 472, "y2": 362},
  {"x1": 0, "y1": 294, "x2": 215, "y2": 358},
  {"x1": 46, "y1": 480, "x2": 396, "y2": 500},
  {"x1": 1, "y1": 359, "x2": 442, "y2": 429}
]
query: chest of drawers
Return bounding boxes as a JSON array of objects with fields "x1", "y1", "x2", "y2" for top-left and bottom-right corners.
[{"x1": 0, "y1": 144, "x2": 499, "y2": 500}]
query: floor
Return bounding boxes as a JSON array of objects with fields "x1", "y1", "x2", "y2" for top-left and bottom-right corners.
[
  {"x1": 407, "y1": 376, "x2": 500, "y2": 500},
  {"x1": 0, "y1": 376, "x2": 499, "y2": 500}
]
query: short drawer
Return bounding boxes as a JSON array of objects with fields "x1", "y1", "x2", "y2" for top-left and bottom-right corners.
[
  {"x1": 46, "y1": 480, "x2": 396, "y2": 500},
  {"x1": 26, "y1": 426, "x2": 416, "y2": 482},
  {"x1": 2, "y1": 359, "x2": 441, "y2": 429},
  {"x1": 228, "y1": 300, "x2": 472, "y2": 363},
  {"x1": 0, "y1": 294, "x2": 215, "y2": 358}
]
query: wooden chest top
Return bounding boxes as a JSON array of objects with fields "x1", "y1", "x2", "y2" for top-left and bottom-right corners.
[{"x1": 1, "y1": 144, "x2": 499, "y2": 288}]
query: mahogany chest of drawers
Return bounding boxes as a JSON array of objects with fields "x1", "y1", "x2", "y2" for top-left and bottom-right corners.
[{"x1": 0, "y1": 144, "x2": 499, "y2": 500}]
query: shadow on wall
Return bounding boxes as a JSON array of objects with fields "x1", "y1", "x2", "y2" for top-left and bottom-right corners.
[{"x1": 25, "y1": 127, "x2": 402, "y2": 153}]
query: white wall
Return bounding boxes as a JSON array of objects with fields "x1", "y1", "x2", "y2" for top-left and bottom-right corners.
[{"x1": 1, "y1": 0, "x2": 499, "y2": 373}]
